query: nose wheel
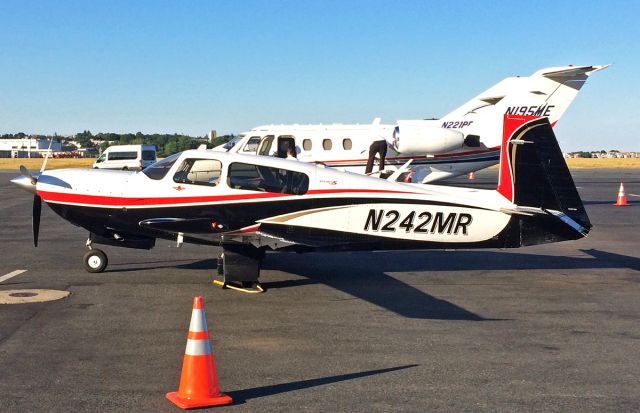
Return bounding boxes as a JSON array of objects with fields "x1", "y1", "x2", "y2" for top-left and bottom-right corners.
[{"x1": 83, "y1": 249, "x2": 108, "y2": 273}]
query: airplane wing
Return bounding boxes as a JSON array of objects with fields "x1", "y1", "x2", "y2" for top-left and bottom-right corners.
[{"x1": 139, "y1": 218, "x2": 299, "y2": 249}]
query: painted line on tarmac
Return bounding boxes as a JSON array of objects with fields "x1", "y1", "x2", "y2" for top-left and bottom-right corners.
[
  {"x1": 628, "y1": 193, "x2": 639, "y2": 197},
  {"x1": 0, "y1": 270, "x2": 27, "y2": 284}
]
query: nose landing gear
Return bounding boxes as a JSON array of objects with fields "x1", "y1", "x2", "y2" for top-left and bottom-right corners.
[{"x1": 83, "y1": 238, "x2": 108, "y2": 273}]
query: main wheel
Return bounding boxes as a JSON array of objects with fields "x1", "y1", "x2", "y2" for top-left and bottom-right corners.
[
  {"x1": 83, "y1": 249, "x2": 108, "y2": 273},
  {"x1": 122, "y1": 166, "x2": 128, "y2": 171}
]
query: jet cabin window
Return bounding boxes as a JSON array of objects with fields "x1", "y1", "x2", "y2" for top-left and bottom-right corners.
[
  {"x1": 227, "y1": 162, "x2": 309, "y2": 195},
  {"x1": 173, "y1": 158, "x2": 223, "y2": 186},
  {"x1": 323, "y1": 139, "x2": 332, "y2": 150},
  {"x1": 302, "y1": 139, "x2": 312, "y2": 151},
  {"x1": 342, "y1": 138, "x2": 352, "y2": 150}
]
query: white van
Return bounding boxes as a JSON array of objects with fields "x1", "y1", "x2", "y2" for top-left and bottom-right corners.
[{"x1": 93, "y1": 144, "x2": 157, "y2": 170}]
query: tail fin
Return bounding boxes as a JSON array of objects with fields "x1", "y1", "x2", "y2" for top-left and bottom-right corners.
[
  {"x1": 497, "y1": 114, "x2": 591, "y2": 245},
  {"x1": 440, "y1": 65, "x2": 608, "y2": 147}
]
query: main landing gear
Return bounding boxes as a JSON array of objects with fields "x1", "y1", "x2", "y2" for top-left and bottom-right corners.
[
  {"x1": 83, "y1": 238, "x2": 108, "y2": 273},
  {"x1": 213, "y1": 244, "x2": 265, "y2": 294}
]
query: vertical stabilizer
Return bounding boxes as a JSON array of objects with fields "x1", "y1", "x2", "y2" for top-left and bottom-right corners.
[
  {"x1": 439, "y1": 65, "x2": 608, "y2": 147},
  {"x1": 496, "y1": 115, "x2": 591, "y2": 245}
]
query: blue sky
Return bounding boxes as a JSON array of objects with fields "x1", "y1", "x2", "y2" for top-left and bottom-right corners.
[{"x1": 1, "y1": 0, "x2": 638, "y2": 151}]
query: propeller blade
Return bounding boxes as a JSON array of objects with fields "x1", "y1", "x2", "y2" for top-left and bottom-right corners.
[
  {"x1": 20, "y1": 165, "x2": 37, "y2": 185},
  {"x1": 33, "y1": 194, "x2": 41, "y2": 247},
  {"x1": 40, "y1": 138, "x2": 54, "y2": 173}
]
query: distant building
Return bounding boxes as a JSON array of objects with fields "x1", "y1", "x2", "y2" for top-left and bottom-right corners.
[
  {"x1": 563, "y1": 151, "x2": 640, "y2": 159},
  {"x1": 208, "y1": 130, "x2": 217, "y2": 142},
  {"x1": 0, "y1": 137, "x2": 62, "y2": 158}
]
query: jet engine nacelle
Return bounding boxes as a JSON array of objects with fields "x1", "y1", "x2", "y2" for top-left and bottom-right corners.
[{"x1": 392, "y1": 121, "x2": 465, "y2": 154}]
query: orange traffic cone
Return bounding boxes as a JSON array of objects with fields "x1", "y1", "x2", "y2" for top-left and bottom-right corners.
[
  {"x1": 614, "y1": 182, "x2": 630, "y2": 206},
  {"x1": 166, "y1": 296, "x2": 233, "y2": 409},
  {"x1": 468, "y1": 171, "x2": 476, "y2": 180}
]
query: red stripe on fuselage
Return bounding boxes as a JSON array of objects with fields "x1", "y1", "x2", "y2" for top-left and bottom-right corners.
[
  {"x1": 37, "y1": 188, "x2": 416, "y2": 207},
  {"x1": 311, "y1": 147, "x2": 500, "y2": 165}
]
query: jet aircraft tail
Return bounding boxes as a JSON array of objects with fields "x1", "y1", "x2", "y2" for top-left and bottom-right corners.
[
  {"x1": 439, "y1": 65, "x2": 608, "y2": 148},
  {"x1": 496, "y1": 114, "x2": 591, "y2": 246}
]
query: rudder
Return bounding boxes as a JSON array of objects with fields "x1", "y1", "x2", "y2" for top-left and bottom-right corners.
[{"x1": 497, "y1": 114, "x2": 591, "y2": 245}]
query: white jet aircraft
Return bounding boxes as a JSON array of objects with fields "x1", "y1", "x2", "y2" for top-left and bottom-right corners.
[{"x1": 221, "y1": 65, "x2": 607, "y2": 183}]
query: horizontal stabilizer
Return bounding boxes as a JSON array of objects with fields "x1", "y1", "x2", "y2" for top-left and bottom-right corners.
[{"x1": 539, "y1": 65, "x2": 609, "y2": 78}]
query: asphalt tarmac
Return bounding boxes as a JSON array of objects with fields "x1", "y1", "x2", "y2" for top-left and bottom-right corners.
[{"x1": 0, "y1": 168, "x2": 639, "y2": 412}]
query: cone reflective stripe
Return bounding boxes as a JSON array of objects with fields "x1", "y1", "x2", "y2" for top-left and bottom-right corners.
[
  {"x1": 614, "y1": 182, "x2": 630, "y2": 206},
  {"x1": 166, "y1": 296, "x2": 232, "y2": 409},
  {"x1": 185, "y1": 336, "x2": 212, "y2": 355}
]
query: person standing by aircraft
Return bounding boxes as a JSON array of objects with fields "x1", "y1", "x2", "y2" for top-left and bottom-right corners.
[
  {"x1": 286, "y1": 146, "x2": 298, "y2": 160},
  {"x1": 365, "y1": 136, "x2": 392, "y2": 174}
]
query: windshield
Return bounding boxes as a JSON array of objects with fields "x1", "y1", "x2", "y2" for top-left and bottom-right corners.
[
  {"x1": 222, "y1": 135, "x2": 242, "y2": 151},
  {"x1": 142, "y1": 152, "x2": 181, "y2": 180}
]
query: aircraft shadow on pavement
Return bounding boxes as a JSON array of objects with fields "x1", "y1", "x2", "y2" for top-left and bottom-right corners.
[
  {"x1": 228, "y1": 364, "x2": 418, "y2": 404},
  {"x1": 108, "y1": 249, "x2": 639, "y2": 320},
  {"x1": 260, "y1": 248, "x2": 640, "y2": 320},
  {"x1": 263, "y1": 255, "x2": 490, "y2": 321}
]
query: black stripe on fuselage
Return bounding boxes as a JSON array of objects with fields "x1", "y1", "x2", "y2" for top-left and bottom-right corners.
[{"x1": 46, "y1": 196, "x2": 491, "y2": 243}]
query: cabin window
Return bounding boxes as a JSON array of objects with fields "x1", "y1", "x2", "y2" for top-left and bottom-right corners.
[
  {"x1": 302, "y1": 139, "x2": 312, "y2": 151},
  {"x1": 322, "y1": 139, "x2": 332, "y2": 150},
  {"x1": 173, "y1": 158, "x2": 223, "y2": 186},
  {"x1": 143, "y1": 152, "x2": 181, "y2": 180},
  {"x1": 342, "y1": 138, "x2": 352, "y2": 150},
  {"x1": 242, "y1": 136, "x2": 261, "y2": 153},
  {"x1": 227, "y1": 162, "x2": 309, "y2": 195},
  {"x1": 141, "y1": 150, "x2": 156, "y2": 161}
]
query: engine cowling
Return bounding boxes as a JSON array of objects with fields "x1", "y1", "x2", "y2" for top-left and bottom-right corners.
[{"x1": 392, "y1": 121, "x2": 465, "y2": 154}]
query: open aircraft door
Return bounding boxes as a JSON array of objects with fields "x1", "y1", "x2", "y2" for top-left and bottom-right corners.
[{"x1": 257, "y1": 135, "x2": 275, "y2": 156}]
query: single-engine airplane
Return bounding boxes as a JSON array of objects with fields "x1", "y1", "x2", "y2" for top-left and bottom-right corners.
[
  {"x1": 12, "y1": 115, "x2": 591, "y2": 293},
  {"x1": 222, "y1": 65, "x2": 607, "y2": 183}
]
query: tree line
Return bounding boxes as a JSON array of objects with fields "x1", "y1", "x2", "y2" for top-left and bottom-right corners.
[{"x1": 2, "y1": 131, "x2": 235, "y2": 157}]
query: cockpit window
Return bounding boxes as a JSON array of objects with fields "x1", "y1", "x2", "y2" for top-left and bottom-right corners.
[
  {"x1": 142, "y1": 152, "x2": 181, "y2": 180},
  {"x1": 242, "y1": 136, "x2": 261, "y2": 153},
  {"x1": 227, "y1": 162, "x2": 309, "y2": 195},
  {"x1": 173, "y1": 158, "x2": 223, "y2": 186}
]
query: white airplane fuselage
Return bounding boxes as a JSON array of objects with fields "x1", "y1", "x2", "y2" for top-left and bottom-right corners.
[
  {"x1": 224, "y1": 122, "x2": 499, "y2": 183},
  {"x1": 222, "y1": 65, "x2": 607, "y2": 183}
]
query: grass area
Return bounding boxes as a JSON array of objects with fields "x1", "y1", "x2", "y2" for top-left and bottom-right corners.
[
  {"x1": 564, "y1": 158, "x2": 640, "y2": 168},
  {"x1": 0, "y1": 158, "x2": 96, "y2": 170},
  {"x1": 1, "y1": 157, "x2": 639, "y2": 171}
]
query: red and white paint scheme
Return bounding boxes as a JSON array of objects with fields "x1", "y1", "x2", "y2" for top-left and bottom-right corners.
[
  {"x1": 12, "y1": 115, "x2": 591, "y2": 293},
  {"x1": 222, "y1": 65, "x2": 607, "y2": 183}
]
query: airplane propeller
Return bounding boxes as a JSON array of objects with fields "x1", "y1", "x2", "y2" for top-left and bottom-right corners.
[
  {"x1": 26, "y1": 138, "x2": 53, "y2": 247},
  {"x1": 16, "y1": 165, "x2": 42, "y2": 247},
  {"x1": 32, "y1": 192, "x2": 41, "y2": 247},
  {"x1": 20, "y1": 165, "x2": 37, "y2": 185}
]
